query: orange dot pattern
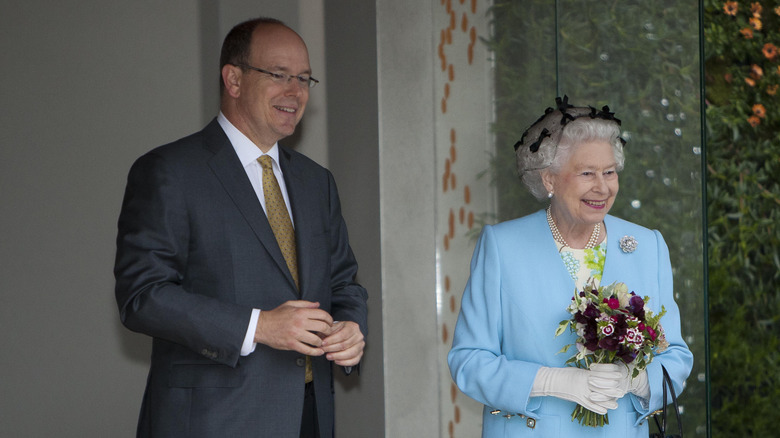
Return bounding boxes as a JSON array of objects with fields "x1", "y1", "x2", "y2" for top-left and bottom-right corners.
[
  {"x1": 438, "y1": 1, "x2": 483, "y2": 436},
  {"x1": 438, "y1": 0, "x2": 479, "y2": 117}
]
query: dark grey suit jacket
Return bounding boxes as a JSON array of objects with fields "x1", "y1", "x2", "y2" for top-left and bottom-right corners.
[{"x1": 114, "y1": 119, "x2": 368, "y2": 437}]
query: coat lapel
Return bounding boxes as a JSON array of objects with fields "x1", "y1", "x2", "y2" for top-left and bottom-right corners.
[
  {"x1": 203, "y1": 121, "x2": 298, "y2": 294},
  {"x1": 601, "y1": 215, "x2": 629, "y2": 286},
  {"x1": 532, "y1": 210, "x2": 579, "y2": 292},
  {"x1": 277, "y1": 147, "x2": 316, "y2": 299}
]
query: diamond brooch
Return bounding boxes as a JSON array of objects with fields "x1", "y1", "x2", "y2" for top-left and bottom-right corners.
[{"x1": 619, "y1": 235, "x2": 638, "y2": 253}]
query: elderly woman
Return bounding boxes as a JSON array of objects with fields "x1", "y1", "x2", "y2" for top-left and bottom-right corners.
[{"x1": 448, "y1": 97, "x2": 693, "y2": 437}]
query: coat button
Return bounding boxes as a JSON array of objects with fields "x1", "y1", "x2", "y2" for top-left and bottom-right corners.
[{"x1": 296, "y1": 358, "x2": 305, "y2": 367}]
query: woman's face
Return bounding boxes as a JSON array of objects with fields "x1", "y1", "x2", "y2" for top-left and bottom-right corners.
[{"x1": 543, "y1": 140, "x2": 619, "y2": 228}]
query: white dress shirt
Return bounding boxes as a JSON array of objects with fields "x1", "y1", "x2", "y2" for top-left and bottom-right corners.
[{"x1": 217, "y1": 112, "x2": 294, "y2": 356}]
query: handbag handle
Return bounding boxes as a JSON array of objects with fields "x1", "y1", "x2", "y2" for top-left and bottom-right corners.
[{"x1": 652, "y1": 365, "x2": 683, "y2": 438}]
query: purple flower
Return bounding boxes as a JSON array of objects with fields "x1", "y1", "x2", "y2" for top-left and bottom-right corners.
[
  {"x1": 629, "y1": 295, "x2": 645, "y2": 319},
  {"x1": 598, "y1": 336, "x2": 620, "y2": 351},
  {"x1": 613, "y1": 314, "x2": 628, "y2": 336},
  {"x1": 617, "y1": 345, "x2": 637, "y2": 363},
  {"x1": 583, "y1": 323, "x2": 599, "y2": 351},
  {"x1": 583, "y1": 304, "x2": 600, "y2": 319}
]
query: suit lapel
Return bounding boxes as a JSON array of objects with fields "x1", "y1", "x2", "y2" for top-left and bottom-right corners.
[
  {"x1": 278, "y1": 147, "x2": 315, "y2": 299},
  {"x1": 203, "y1": 121, "x2": 298, "y2": 294}
]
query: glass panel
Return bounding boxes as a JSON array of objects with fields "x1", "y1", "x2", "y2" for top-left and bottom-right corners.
[{"x1": 556, "y1": 2, "x2": 706, "y2": 435}]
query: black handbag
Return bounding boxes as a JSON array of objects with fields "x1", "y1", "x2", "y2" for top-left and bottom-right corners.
[{"x1": 649, "y1": 365, "x2": 683, "y2": 438}]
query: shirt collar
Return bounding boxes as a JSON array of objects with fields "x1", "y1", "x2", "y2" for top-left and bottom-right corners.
[{"x1": 217, "y1": 112, "x2": 280, "y2": 167}]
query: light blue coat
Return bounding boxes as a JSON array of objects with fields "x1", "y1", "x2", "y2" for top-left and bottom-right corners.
[{"x1": 448, "y1": 210, "x2": 694, "y2": 437}]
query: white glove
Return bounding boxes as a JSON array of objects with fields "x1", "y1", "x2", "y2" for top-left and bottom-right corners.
[
  {"x1": 589, "y1": 363, "x2": 650, "y2": 400},
  {"x1": 530, "y1": 366, "x2": 619, "y2": 415}
]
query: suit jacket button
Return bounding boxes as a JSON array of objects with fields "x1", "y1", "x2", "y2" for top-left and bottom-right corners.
[
  {"x1": 296, "y1": 358, "x2": 305, "y2": 367},
  {"x1": 201, "y1": 348, "x2": 218, "y2": 359}
]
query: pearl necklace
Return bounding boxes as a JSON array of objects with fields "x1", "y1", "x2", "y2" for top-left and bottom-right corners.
[{"x1": 546, "y1": 206, "x2": 601, "y2": 249}]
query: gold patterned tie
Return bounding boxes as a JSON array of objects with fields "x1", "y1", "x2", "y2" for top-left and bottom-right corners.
[
  {"x1": 258, "y1": 155, "x2": 311, "y2": 383},
  {"x1": 259, "y1": 155, "x2": 299, "y2": 289}
]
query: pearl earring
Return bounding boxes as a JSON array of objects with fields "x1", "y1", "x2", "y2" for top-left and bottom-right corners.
[{"x1": 547, "y1": 191, "x2": 553, "y2": 199}]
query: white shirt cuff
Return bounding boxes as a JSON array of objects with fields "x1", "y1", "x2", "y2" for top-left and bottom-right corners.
[{"x1": 240, "y1": 309, "x2": 261, "y2": 356}]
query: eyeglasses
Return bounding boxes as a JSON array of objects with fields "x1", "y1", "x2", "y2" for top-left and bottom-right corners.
[{"x1": 235, "y1": 63, "x2": 319, "y2": 89}]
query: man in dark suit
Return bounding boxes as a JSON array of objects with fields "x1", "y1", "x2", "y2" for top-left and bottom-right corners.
[{"x1": 114, "y1": 17, "x2": 368, "y2": 438}]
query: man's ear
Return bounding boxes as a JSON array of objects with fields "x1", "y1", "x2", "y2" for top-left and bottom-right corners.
[{"x1": 221, "y1": 64, "x2": 242, "y2": 98}]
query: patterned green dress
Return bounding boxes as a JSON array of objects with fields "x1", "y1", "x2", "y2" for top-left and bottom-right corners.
[{"x1": 554, "y1": 236, "x2": 607, "y2": 290}]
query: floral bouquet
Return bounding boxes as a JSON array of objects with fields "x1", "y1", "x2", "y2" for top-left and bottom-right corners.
[{"x1": 555, "y1": 280, "x2": 669, "y2": 427}]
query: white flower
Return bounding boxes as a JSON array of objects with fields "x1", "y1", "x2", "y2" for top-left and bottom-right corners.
[
  {"x1": 624, "y1": 327, "x2": 644, "y2": 345},
  {"x1": 575, "y1": 343, "x2": 594, "y2": 359}
]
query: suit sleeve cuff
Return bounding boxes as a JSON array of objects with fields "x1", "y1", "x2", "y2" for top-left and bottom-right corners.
[{"x1": 240, "y1": 309, "x2": 261, "y2": 356}]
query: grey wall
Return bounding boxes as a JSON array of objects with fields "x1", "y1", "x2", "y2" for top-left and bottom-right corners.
[
  {"x1": 324, "y1": 2, "x2": 385, "y2": 437},
  {"x1": 0, "y1": 1, "x2": 381, "y2": 436},
  {"x1": 375, "y1": 1, "x2": 441, "y2": 436},
  {"x1": 1, "y1": 2, "x2": 203, "y2": 436}
]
